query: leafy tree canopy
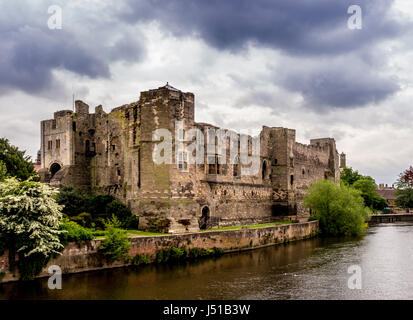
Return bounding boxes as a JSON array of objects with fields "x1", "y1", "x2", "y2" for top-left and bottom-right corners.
[
  {"x1": 395, "y1": 166, "x2": 413, "y2": 208},
  {"x1": 304, "y1": 180, "x2": 370, "y2": 237},
  {"x1": 340, "y1": 167, "x2": 386, "y2": 211},
  {"x1": 0, "y1": 138, "x2": 38, "y2": 181}
]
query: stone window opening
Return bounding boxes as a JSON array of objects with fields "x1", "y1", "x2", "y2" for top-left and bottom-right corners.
[
  {"x1": 207, "y1": 154, "x2": 221, "y2": 175},
  {"x1": 88, "y1": 129, "x2": 95, "y2": 137},
  {"x1": 52, "y1": 120, "x2": 56, "y2": 129},
  {"x1": 47, "y1": 140, "x2": 52, "y2": 150},
  {"x1": 272, "y1": 158, "x2": 278, "y2": 166},
  {"x1": 233, "y1": 155, "x2": 239, "y2": 177},
  {"x1": 72, "y1": 122, "x2": 76, "y2": 132},
  {"x1": 302, "y1": 168, "x2": 305, "y2": 175},
  {"x1": 177, "y1": 151, "x2": 188, "y2": 171},
  {"x1": 262, "y1": 160, "x2": 269, "y2": 180},
  {"x1": 55, "y1": 139, "x2": 60, "y2": 149},
  {"x1": 290, "y1": 174, "x2": 294, "y2": 186}
]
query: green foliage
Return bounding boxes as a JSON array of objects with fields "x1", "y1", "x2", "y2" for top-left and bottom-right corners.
[
  {"x1": 55, "y1": 186, "x2": 88, "y2": 217},
  {"x1": 304, "y1": 180, "x2": 370, "y2": 237},
  {"x1": 131, "y1": 253, "x2": 151, "y2": 266},
  {"x1": 395, "y1": 188, "x2": 413, "y2": 209},
  {"x1": 99, "y1": 220, "x2": 131, "y2": 263},
  {"x1": 353, "y1": 179, "x2": 387, "y2": 211},
  {"x1": 0, "y1": 160, "x2": 7, "y2": 182},
  {"x1": 59, "y1": 218, "x2": 94, "y2": 245},
  {"x1": 56, "y1": 187, "x2": 139, "y2": 230},
  {"x1": 0, "y1": 178, "x2": 64, "y2": 280},
  {"x1": 340, "y1": 168, "x2": 387, "y2": 211},
  {"x1": 70, "y1": 212, "x2": 93, "y2": 228},
  {"x1": 0, "y1": 138, "x2": 39, "y2": 181},
  {"x1": 395, "y1": 167, "x2": 413, "y2": 209},
  {"x1": 340, "y1": 167, "x2": 364, "y2": 186},
  {"x1": 155, "y1": 246, "x2": 223, "y2": 263}
]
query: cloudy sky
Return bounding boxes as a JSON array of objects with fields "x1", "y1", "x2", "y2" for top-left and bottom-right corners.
[{"x1": 0, "y1": 0, "x2": 412, "y2": 184}]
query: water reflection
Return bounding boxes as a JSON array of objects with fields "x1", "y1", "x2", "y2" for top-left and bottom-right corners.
[{"x1": 1, "y1": 223, "x2": 413, "y2": 300}]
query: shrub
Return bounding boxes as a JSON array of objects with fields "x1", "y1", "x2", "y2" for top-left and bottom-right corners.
[
  {"x1": 59, "y1": 218, "x2": 94, "y2": 245},
  {"x1": 304, "y1": 180, "x2": 370, "y2": 237},
  {"x1": 99, "y1": 220, "x2": 131, "y2": 263},
  {"x1": 56, "y1": 186, "x2": 89, "y2": 217},
  {"x1": 121, "y1": 215, "x2": 140, "y2": 229},
  {"x1": 70, "y1": 212, "x2": 93, "y2": 228},
  {"x1": 131, "y1": 253, "x2": 151, "y2": 266}
]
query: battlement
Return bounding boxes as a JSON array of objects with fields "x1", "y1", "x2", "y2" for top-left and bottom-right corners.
[
  {"x1": 39, "y1": 84, "x2": 343, "y2": 233},
  {"x1": 54, "y1": 110, "x2": 73, "y2": 119}
]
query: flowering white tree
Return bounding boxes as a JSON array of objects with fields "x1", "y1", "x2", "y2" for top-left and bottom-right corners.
[{"x1": 0, "y1": 178, "x2": 64, "y2": 279}]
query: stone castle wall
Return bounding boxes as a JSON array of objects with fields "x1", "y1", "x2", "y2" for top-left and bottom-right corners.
[
  {"x1": 0, "y1": 221, "x2": 319, "y2": 283},
  {"x1": 38, "y1": 84, "x2": 342, "y2": 233}
]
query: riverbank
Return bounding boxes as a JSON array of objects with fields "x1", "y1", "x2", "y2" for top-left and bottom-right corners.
[{"x1": 0, "y1": 220, "x2": 318, "y2": 283}]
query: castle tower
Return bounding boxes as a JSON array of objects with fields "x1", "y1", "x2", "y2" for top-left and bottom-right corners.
[{"x1": 340, "y1": 152, "x2": 346, "y2": 168}]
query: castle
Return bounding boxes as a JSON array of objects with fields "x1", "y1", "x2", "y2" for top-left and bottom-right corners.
[{"x1": 39, "y1": 84, "x2": 344, "y2": 233}]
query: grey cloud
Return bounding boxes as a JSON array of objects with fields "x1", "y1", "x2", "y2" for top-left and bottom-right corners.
[
  {"x1": 0, "y1": 0, "x2": 145, "y2": 96},
  {"x1": 119, "y1": 0, "x2": 403, "y2": 55},
  {"x1": 276, "y1": 57, "x2": 400, "y2": 109},
  {"x1": 118, "y1": 0, "x2": 405, "y2": 109}
]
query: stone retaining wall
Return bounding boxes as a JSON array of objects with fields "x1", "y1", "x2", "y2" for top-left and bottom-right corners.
[{"x1": 0, "y1": 220, "x2": 318, "y2": 283}]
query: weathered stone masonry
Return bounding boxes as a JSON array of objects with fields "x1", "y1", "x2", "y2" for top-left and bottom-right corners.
[
  {"x1": 0, "y1": 220, "x2": 319, "y2": 283},
  {"x1": 39, "y1": 84, "x2": 344, "y2": 233}
]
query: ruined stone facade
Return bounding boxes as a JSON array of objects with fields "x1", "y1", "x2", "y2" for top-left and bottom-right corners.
[{"x1": 39, "y1": 84, "x2": 342, "y2": 233}]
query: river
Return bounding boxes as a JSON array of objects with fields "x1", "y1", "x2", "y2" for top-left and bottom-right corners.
[{"x1": 1, "y1": 222, "x2": 413, "y2": 300}]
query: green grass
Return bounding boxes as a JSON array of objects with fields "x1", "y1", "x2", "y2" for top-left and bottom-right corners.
[
  {"x1": 93, "y1": 230, "x2": 167, "y2": 240},
  {"x1": 126, "y1": 230, "x2": 168, "y2": 237},
  {"x1": 203, "y1": 221, "x2": 293, "y2": 232}
]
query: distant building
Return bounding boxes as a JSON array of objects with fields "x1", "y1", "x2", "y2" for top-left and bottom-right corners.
[{"x1": 376, "y1": 184, "x2": 397, "y2": 207}]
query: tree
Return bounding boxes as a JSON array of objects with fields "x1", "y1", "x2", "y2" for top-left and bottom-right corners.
[
  {"x1": 394, "y1": 189, "x2": 413, "y2": 209},
  {"x1": 99, "y1": 217, "x2": 131, "y2": 263},
  {"x1": 395, "y1": 166, "x2": 413, "y2": 209},
  {"x1": 0, "y1": 138, "x2": 38, "y2": 181},
  {"x1": 340, "y1": 167, "x2": 386, "y2": 211},
  {"x1": 55, "y1": 185, "x2": 89, "y2": 216},
  {"x1": 353, "y1": 178, "x2": 387, "y2": 211},
  {"x1": 340, "y1": 167, "x2": 364, "y2": 186},
  {"x1": 304, "y1": 180, "x2": 370, "y2": 237},
  {"x1": 0, "y1": 160, "x2": 6, "y2": 181},
  {"x1": 0, "y1": 178, "x2": 64, "y2": 280}
]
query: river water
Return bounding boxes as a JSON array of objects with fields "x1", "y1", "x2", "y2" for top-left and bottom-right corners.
[{"x1": 1, "y1": 222, "x2": 413, "y2": 300}]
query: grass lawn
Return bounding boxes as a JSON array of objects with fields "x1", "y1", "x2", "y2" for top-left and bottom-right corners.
[
  {"x1": 126, "y1": 230, "x2": 168, "y2": 237},
  {"x1": 203, "y1": 221, "x2": 293, "y2": 232}
]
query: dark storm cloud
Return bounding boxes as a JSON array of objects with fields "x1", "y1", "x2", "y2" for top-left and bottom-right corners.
[
  {"x1": 0, "y1": 1, "x2": 144, "y2": 95},
  {"x1": 119, "y1": 0, "x2": 401, "y2": 55},
  {"x1": 119, "y1": 0, "x2": 404, "y2": 109}
]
